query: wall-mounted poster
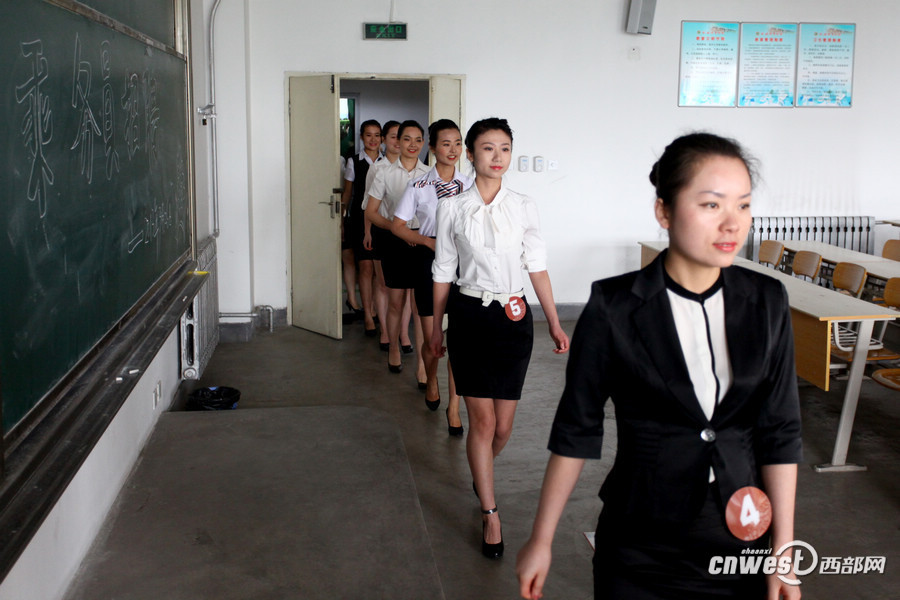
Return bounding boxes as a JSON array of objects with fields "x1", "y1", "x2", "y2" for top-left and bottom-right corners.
[
  {"x1": 679, "y1": 22, "x2": 740, "y2": 107},
  {"x1": 797, "y1": 24, "x2": 855, "y2": 107},
  {"x1": 738, "y1": 23, "x2": 798, "y2": 107}
]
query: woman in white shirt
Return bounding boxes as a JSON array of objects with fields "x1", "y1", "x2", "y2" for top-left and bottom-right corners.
[
  {"x1": 366, "y1": 120, "x2": 429, "y2": 373},
  {"x1": 430, "y1": 118, "x2": 570, "y2": 559},
  {"x1": 392, "y1": 119, "x2": 472, "y2": 431}
]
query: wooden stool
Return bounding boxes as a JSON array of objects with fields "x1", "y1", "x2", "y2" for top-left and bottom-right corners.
[{"x1": 871, "y1": 368, "x2": 900, "y2": 391}]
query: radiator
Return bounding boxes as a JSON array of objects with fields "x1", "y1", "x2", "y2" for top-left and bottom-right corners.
[
  {"x1": 744, "y1": 216, "x2": 875, "y2": 259},
  {"x1": 180, "y1": 236, "x2": 219, "y2": 379}
]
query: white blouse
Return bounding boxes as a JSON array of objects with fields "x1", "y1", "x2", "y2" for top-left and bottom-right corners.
[
  {"x1": 432, "y1": 183, "x2": 548, "y2": 293},
  {"x1": 394, "y1": 167, "x2": 473, "y2": 237},
  {"x1": 665, "y1": 273, "x2": 732, "y2": 482},
  {"x1": 367, "y1": 158, "x2": 428, "y2": 227}
]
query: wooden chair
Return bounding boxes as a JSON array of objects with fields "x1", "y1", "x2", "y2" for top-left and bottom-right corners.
[
  {"x1": 831, "y1": 275, "x2": 900, "y2": 364},
  {"x1": 831, "y1": 262, "x2": 867, "y2": 298},
  {"x1": 791, "y1": 250, "x2": 822, "y2": 283},
  {"x1": 883, "y1": 239, "x2": 900, "y2": 262},
  {"x1": 757, "y1": 240, "x2": 785, "y2": 269}
]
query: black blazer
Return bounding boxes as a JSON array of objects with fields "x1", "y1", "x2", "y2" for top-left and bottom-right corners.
[{"x1": 548, "y1": 251, "x2": 802, "y2": 525}]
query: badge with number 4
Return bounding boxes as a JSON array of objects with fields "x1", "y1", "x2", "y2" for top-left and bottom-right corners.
[
  {"x1": 725, "y1": 486, "x2": 772, "y2": 541},
  {"x1": 505, "y1": 297, "x2": 526, "y2": 322}
]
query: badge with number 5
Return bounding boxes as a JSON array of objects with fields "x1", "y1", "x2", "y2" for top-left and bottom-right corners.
[{"x1": 505, "y1": 297, "x2": 526, "y2": 322}]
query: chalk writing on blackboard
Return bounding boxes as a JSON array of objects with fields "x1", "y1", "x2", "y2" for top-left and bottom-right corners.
[
  {"x1": 101, "y1": 41, "x2": 120, "y2": 180},
  {"x1": 70, "y1": 33, "x2": 102, "y2": 184},
  {"x1": 15, "y1": 39, "x2": 54, "y2": 219},
  {"x1": 122, "y1": 72, "x2": 140, "y2": 159}
]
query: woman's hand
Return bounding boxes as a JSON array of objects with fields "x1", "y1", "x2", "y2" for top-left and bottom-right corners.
[
  {"x1": 548, "y1": 322, "x2": 569, "y2": 354},
  {"x1": 766, "y1": 573, "x2": 801, "y2": 599},
  {"x1": 429, "y1": 327, "x2": 445, "y2": 359},
  {"x1": 363, "y1": 230, "x2": 372, "y2": 251},
  {"x1": 516, "y1": 538, "x2": 552, "y2": 599}
]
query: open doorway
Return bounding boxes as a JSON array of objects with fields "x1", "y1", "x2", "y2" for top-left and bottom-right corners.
[{"x1": 288, "y1": 74, "x2": 464, "y2": 339}]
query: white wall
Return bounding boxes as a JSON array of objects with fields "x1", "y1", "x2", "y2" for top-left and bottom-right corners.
[
  {"x1": 341, "y1": 79, "x2": 430, "y2": 160},
  {"x1": 0, "y1": 330, "x2": 180, "y2": 600},
  {"x1": 209, "y1": 0, "x2": 900, "y2": 307}
]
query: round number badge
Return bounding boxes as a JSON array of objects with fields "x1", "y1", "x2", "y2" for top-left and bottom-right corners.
[
  {"x1": 725, "y1": 486, "x2": 772, "y2": 541},
  {"x1": 505, "y1": 297, "x2": 526, "y2": 322}
]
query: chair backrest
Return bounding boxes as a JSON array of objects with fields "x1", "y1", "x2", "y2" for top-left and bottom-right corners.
[
  {"x1": 884, "y1": 278, "x2": 900, "y2": 309},
  {"x1": 883, "y1": 239, "x2": 900, "y2": 262},
  {"x1": 791, "y1": 250, "x2": 822, "y2": 281},
  {"x1": 758, "y1": 240, "x2": 785, "y2": 268},
  {"x1": 831, "y1": 262, "x2": 867, "y2": 297}
]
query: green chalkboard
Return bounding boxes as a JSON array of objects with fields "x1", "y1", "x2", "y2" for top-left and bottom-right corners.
[{"x1": 0, "y1": 0, "x2": 191, "y2": 434}]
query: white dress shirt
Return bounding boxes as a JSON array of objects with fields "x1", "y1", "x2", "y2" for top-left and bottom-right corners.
[
  {"x1": 394, "y1": 167, "x2": 473, "y2": 237},
  {"x1": 367, "y1": 158, "x2": 428, "y2": 227},
  {"x1": 432, "y1": 183, "x2": 548, "y2": 293}
]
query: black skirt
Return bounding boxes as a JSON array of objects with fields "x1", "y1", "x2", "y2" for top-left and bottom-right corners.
[
  {"x1": 593, "y1": 483, "x2": 767, "y2": 599},
  {"x1": 446, "y1": 286, "x2": 533, "y2": 400},
  {"x1": 412, "y1": 242, "x2": 435, "y2": 317},
  {"x1": 380, "y1": 228, "x2": 418, "y2": 290}
]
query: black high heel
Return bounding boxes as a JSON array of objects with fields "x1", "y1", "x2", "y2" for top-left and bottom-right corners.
[
  {"x1": 481, "y1": 507, "x2": 503, "y2": 559},
  {"x1": 446, "y1": 409, "x2": 464, "y2": 437},
  {"x1": 388, "y1": 362, "x2": 402, "y2": 374},
  {"x1": 345, "y1": 300, "x2": 363, "y2": 318},
  {"x1": 425, "y1": 396, "x2": 440, "y2": 411},
  {"x1": 401, "y1": 344, "x2": 414, "y2": 354}
]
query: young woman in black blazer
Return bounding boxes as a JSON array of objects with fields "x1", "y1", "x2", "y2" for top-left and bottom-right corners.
[{"x1": 517, "y1": 133, "x2": 802, "y2": 599}]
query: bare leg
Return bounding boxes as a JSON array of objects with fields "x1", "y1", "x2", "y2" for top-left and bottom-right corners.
[
  {"x1": 341, "y1": 248, "x2": 360, "y2": 310},
  {"x1": 358, "y1": 259, "x2": 376, "y2": 331},
  {"x1": 465, "y1": 396, "x2": 517, "y2": 545},
  {"x1": 387, "y1": 287, "x2": 406, "y2": 367},
  {"x1": 411, "y1": 291, "x2": 427, "y2": 385},
  {"x1": 400, "y1": 291, "x2": 413, "y2": 347},
  {"x1": 446, "y1": 362, "x2": 462, "y2": 429},
  {"x1": 373, "y1": 261, "x2": 390, "y2": 345},
  {"x1": 419, "y1": 314, "x2": 440, "y2": 403}
]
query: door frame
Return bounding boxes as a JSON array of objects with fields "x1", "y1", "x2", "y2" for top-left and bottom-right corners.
[{"x1": 284, "y1": 72, "x2": 465, "y2": 328}]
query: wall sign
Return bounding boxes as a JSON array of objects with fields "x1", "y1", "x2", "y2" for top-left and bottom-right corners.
[
  {"x1": 797, "y1": 24, "x2": 855, "y2": 107},
  {"x1": 739, "y1": 23, "x2": 798, "y2": 107},
  {"x1": 363, "y1": 23, "x2": 407, "y2": 40},
  {"x1": 679, "y1": 22, "x2": 740, "y2": 107}
]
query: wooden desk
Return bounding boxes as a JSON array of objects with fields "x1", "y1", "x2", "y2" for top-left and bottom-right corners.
[
  {"x1": 780, "y1": 240, "x2": 900, "y2": 282},
  {"x1": 640, "y1": 241, "x2": 898, "y2": 472}
]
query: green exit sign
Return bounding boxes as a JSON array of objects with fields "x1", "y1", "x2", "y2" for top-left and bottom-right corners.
[{"x1": 363, "y1": 22, "x2": 407, "y2": 40}]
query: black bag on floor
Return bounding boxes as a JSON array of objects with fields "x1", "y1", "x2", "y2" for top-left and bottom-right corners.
[{"x1": 187, "y1": 386, "x2": 240, "y2": 411}]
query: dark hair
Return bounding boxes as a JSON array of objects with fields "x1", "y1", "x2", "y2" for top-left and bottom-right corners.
[
  {"x1": 464, "y1": 117, "x2": 513, "y2": 153},
  {"x1": 649, "y1": 132, "x2": 757, "y2": 206},
  {"x1": 381, "y1": 120, "x2": 400, "y2": 137},
  {"x1": 359, "y1": 119, "x2": 381, "y2": 136},
  {"x1": 427, "y1": 119, "x2": 461, "y2": 149},
  {"x1": 398, "y1": 119, "x2": 425, "y2": 139}
]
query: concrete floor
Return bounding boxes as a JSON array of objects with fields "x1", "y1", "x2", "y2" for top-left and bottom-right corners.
[{"x1": 65, "y1": 319, "x2": 899, "y2": 599}]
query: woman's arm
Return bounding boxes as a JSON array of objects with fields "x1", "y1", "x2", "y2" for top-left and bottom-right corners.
[
  {"x1": 340, "y1": 179, "x2": 352, "y2": 217},
  {"x1": 762, "y1": 464, "x2": 801, "y2": 599},
  {"x1": 517, "y1": 454, "x2": 585, "y2": 600},
  {"x1": 364, "y1": 195, "x2": 393, "y2": 231},
  {"x1": 430, "y1": 282, "x2": 451, "y2": 358},
  {"x1": 391, "y1": 217, "x2": 434, "y2": 249},
  {"x1": 528, "y1": 270, "x2": 569, "y2": 354}
]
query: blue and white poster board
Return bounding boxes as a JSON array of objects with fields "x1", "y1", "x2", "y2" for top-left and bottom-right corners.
[
  {"x1": 679, "y1": 22, "x2": 740, "y2": 107},
  {"x1": 797, "y1": 24, "x2": 855, "y2": 107},
  {"x1": 738, "y1": 24, "x2": 798, "y2": 107}
]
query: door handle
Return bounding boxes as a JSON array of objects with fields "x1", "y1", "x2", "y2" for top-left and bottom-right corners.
[{"x1": 318, "y1": 196, "x2": 342, "y2": 218}]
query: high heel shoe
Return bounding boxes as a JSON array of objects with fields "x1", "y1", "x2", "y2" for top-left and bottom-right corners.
[
  {"x1": 481, "y1": 507, "x2": 503, "y2": 559},
  {"x1": 345, "y1": 300, "x2": 363, "y2": 318},
  {"x1": 446, "y1": 409, "x2": 464, "y2": 437},
  {"x1": 388, "y1": 362, "x2": 402, "y2": 374},
  {"x1": 379, "y1": 342, "x2": 390, "y2": 352},
  {"x1": 401, "y1": 344, "x2": 414, "y2": 354},
  {"x1": 425, "y1": 396, "x2": 440, "y2": 411}
]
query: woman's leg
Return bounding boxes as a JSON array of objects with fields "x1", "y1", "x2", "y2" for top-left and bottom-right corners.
[
  {"x1": 358, "y1": 259, "x2": 376, "y2": 331},
  {"x1": 387, "y1": 287, "x2": 406, "y2": 367},
  {"x1": 341, "y1": 248, "x2": 360, "y2": 310},
  {"x1": 465, "y1": 396, "x2": 507, "y2": 545},
  {"x1": 400, "y1": 291, "x2": 413, "y2": 348},
  {"x1": 410, "y1": 291, "x2": 427, "y2": 385},
  {"x1": 491, "y1": 399, "x2": 518, "y2": 458},
  {"x1": 418, "y1": 314, "x2": 440, "y2": 403},
  {"x1": 373, "y1": 261, "x2": 390, "y2": 345},
  {"x1": 446, "y1": 362, "x2": 462, "y2": 429}
]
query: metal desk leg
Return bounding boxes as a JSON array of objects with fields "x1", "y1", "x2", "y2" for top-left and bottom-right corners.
[{"x1": 814, "y1": 319, "x2": 874, "y2": 473}]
